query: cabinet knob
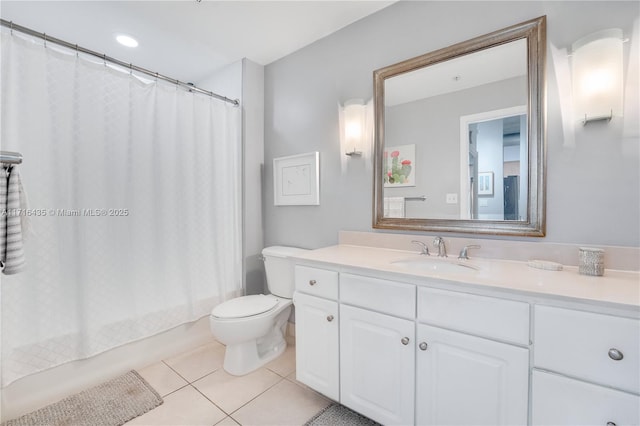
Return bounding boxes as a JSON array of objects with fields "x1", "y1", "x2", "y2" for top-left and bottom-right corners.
[
  {"x1": 401, "y1": 337, "x2": 410, "y2": 345},
  {"x1": 607, "y1": 422, "x2": 617, "y2": 426},
  {"x1": 608, "y1": 348, "x2": 624, "y2": 361},
  {"x1": 326, "y1": 315, "x2": 334, "y2": 322},
  {"x1": 419, "y1": 342, "x2": 428, "y2": 351},
  {"x1": 309, "y1": 279, "x2": 317, "y2": 286}
]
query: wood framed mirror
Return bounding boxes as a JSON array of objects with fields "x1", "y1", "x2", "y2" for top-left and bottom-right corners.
[{"x1": 373, "y1": 16, "x2": 546, "y2": 236}]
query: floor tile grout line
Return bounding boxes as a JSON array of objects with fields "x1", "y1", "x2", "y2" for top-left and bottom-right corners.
[
  {"x1": 160, "y1": 382, "x2": 191, "y2": 399},
  {"x1": 225, "y1": 373, "x2": 288, "y2": 417},
  {"x1": 265, "y1": 366, "x2": 296, "y2": 378},
  {"x1": 154, "y1": 343, "x2": 298, "y2": 424},
  {"x1": 188, "y1": 383, "x2": 235, "y2": 419},
  {"x1": 161, "y1": 358, "x2": 224, "y2": 385},
  {"x1": 160, "y1": 359, "x2": 200, "y2": 384},
  {"x1": 154, "y1": 361, "x2": 232, "y2": 407},
  {"x1": 229, "y1": 376, "x2": 330, "y2": 426}
]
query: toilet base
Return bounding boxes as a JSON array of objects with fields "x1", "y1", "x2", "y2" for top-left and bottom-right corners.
[{"x1": 222, "y1": 307, "x2": 290, "y2": 376}]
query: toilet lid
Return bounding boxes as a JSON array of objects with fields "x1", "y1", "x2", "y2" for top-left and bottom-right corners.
[{"x1": 211, "y1": 295, "x2": 278, "y2": 319}]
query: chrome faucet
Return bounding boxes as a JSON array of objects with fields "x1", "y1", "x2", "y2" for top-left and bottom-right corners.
[
  {"x1": 411, "y1": 240, "x2": 430, "y2": 256},
  {"x1": 458, "y1": 245, "x2": 481, "y2": 260},
  {"x1": 433, "y1": 236, "x2": 447, "y2": 257}
]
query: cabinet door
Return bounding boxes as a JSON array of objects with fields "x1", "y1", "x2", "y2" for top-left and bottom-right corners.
[
  {"x1": 416, "y1": 324, "x2": 529, "y2": 426},
  {"x1": 340, "y1": 305, "x2": 415, "y2": 426},
  {"x1": 532, "y1": 370, "x2": 640, "y2": 426},
  {"x1": 293, "y1": 292, "x2": 339, "y2": 401}
]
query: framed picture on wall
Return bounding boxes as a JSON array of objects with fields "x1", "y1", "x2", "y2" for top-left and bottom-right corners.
[
  {"x1": 273, "y1": 151, "x2": 320, "y2": 206},
  {"x1": 478, "y1": 172, "x2": 494, "y2": 196},
  {"x1": 383, "y1": 144, "x2": 415, "y2": 187}
]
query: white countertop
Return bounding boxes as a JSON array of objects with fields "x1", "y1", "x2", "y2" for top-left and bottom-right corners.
[{"x1": 293, "y1": 244, "x2": 640, "y2": 310}]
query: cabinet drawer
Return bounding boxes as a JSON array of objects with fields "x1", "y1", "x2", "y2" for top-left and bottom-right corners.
[
  {"x1": 532, "y1": 370, "x2": 640, "y2": 426},
  {"x1": 340, "y1": 273, "x2": 415, "y2": 319},
  {"x1": 418, "y1": 287, "x2": 530, "y2": 345},
  {"x1": 295, "y1": 265, "x2": 338, "y2": 300},
  {"x1": 534, "y1": 305, "x2": 640, "y2": 393}
]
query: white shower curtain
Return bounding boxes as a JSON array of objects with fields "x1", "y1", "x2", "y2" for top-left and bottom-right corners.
[{"x1": 0, "y1": 33, "x2": 242, "y2": 386}]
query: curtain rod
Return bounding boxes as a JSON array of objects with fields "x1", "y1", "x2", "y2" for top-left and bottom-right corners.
[
  {"x1": 0, "y1": 151, "x2": 23, "y2": 165},
  {"x1": 0, "y1": 19, "x2": 240, "y2": 107}
]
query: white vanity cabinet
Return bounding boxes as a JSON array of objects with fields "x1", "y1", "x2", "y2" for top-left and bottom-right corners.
[
  {"x1": 293, "y1": 254, "x2": 640, "y2": 426},
  {"x1": 532, "y1": 305, "x2": 640, "y2": 426},
  {"x1": 416, "y1": 287, "x2": 530, "y2": 426},
  {"x1": 293, "y1": 266, "x2": 340, "y2": 401}
]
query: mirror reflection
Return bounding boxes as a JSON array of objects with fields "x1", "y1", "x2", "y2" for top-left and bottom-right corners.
[
  {"x1": 383, "y1": 39, "x2": 527, "y2": 221},
  {"x1": 373, "y1": 16, "x2": 546, "y2": 236},
  {"x1": 465, "y1": 111, "x2": 527, "y2": 220}
]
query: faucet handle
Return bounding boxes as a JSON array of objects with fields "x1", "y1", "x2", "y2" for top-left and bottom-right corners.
[
  {"x1": 458, "y1": 245, "x2": 481, "y2": 260},
  {"x1": 411, "y1": 240, "x2": 430, "y2": 256}
]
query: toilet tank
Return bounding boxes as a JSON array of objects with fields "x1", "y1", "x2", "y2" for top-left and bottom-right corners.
[{"x1": 262, "y1": 246, "x2": 309, "y2": 298}]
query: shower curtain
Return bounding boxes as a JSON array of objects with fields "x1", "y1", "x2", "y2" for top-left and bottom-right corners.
[{"x1": 0, "y1": 32, "x2": 242, "y2": 386}]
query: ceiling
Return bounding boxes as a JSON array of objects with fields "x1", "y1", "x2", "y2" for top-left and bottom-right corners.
[
  {"x1": 385, "y1": 38, "x2": 527, "y2": 106},
  {"x1": 0, "y1": 1, "x2": 395, "y2": 84}
]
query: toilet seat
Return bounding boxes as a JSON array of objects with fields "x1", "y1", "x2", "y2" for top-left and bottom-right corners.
[{"x1": 211, "y1": 295, "x2": 279, "y2": 319}]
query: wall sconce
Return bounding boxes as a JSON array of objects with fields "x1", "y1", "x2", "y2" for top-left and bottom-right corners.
[
  {"x1": 571, "y1": 29, "x2": 624, "y2": 125},
  {"x1": 339, "y1": 99, "x2": 366, "y2": 156}
]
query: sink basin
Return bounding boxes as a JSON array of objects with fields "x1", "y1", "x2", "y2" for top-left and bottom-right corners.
[{"x1": 391, "y1": 256, "x2": 480, "y2": 274}]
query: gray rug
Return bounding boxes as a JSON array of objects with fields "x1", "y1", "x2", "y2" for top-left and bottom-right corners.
[
  {"x1": 305, "y1": 403, "x2": 381, "y2": 426},
  {"x1": 3, "y1": 370, "x2": 163, "y2": 426}
]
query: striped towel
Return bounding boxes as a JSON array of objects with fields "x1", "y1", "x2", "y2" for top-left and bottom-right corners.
[{"x1": 1, "y1": 166, "x2": 26, "y2": 274}]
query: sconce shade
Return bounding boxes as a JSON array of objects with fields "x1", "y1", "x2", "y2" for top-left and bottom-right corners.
[
  {"x1": 571, "y1": 29, "x2": 624, "y2": 124},
  {"x1": 341, "y1": 99, "x2": 366, "y2": 156}
]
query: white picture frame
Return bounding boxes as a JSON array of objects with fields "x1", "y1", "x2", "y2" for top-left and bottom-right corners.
[
  {"x1": 478, "y1": 171, "x2": 494, "y2": 196},
  {"x1": 274, "y1": 152, "x2": 320, "y2": 206}
]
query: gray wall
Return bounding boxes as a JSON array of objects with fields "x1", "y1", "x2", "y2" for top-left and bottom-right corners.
[
  {"x1": 240, "y1": 60, "x2": 267, "y2": 295},
  {"x1": 264, "y1": 1, "x2": 640, "y2": 249},
  {"x1": 199, "y1": 59, "x2": 266, "y2": 295}
]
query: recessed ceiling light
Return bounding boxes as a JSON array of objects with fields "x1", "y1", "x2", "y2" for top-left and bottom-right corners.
[{"x1": 116, "y1": 34, "x2": 138, "y2": 48}]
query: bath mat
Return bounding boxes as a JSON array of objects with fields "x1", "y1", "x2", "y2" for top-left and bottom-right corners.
[
  {"x1": 304, "y1": 403, "x2": 381, "y2": 426},
  {"x1": 3, "y1": 370, "x2": 163, "y2": 426}
]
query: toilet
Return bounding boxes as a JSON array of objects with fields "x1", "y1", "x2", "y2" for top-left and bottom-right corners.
[{"x1": 210, "y1": 246, "x2": 308, "y2": 376}]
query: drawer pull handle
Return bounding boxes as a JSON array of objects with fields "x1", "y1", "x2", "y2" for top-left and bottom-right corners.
[
  {"x1": 606, "y1": 423, "x2": 616, "y2": 426},
  {"x1": 326, "y1": 315, "x2": 334, "y2": 322},
  {"x1": 401, "y1": 337, "x2": 410, "y2": 345},
  {"x1": 309, "y1": 280, "x2": 317, "y2": 286},
  {"x1": 419, "y1": 342, "x2": 428, "y2": 351},
  {"x1": 608, "y1": 348, "x2": 624, "y2": 361}
]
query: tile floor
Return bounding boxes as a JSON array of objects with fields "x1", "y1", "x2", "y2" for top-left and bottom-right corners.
[{"x1": 128, "y1": 339, "x2": 331, "y2": 426}]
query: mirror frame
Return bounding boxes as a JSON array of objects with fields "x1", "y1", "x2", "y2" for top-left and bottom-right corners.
[{"x1": 373, "y1": 16, "x2": 546, "y2": 236}]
